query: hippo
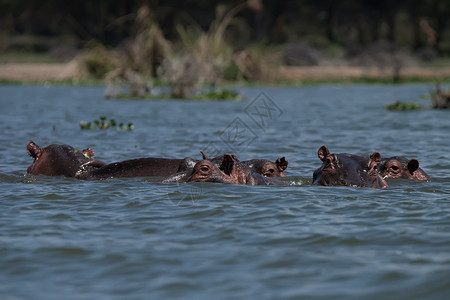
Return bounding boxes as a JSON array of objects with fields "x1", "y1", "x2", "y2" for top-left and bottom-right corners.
[
  {"x1": 239, "y1": 157, "x2": 288, "y2": 177},
  {"x1": 85, "y1": 151, "x2": 285, "y2": 181},
  {"x1": 377, "y1": 156, "x2": 431, "y2": 181},
  {"x1": 26, "y1": 141, "x2": 197, "y2": 180},
  {"x1": 82, "y1": 157, "x2": 197, "y2": 180},
  {"x1": 161, "y1": 154, "x2": 286, "y2": 185},
  {"x1": 161, "y1": 159, "x2": 236, "y2": 184},
  {"x1": 313, "y1": 145, "x2": 388, "y2": 188},
  {"x1": 200, "y1": 151, "x2": 288, "y2": 177},
  {"x1": 26, "y1": 141, "x2": 107, "y2": 178}
]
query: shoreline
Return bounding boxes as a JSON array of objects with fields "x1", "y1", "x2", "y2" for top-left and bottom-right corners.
[{"x1": 1, "y1": 62, "x2": 450, "y2": 84}]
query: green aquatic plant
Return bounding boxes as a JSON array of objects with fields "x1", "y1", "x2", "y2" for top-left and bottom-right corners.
[
  {"x1": 385, "y1": 101, "x2": 422, "y2": 111},
  {"x1": 192, "y1": 89, "x2": 244, "y2": 100},
  {"x1": 80, "y1": 116, "x2": 134, "y2": 131},
  {"x1": 105, "y1": 88, "x2": 244, "y2": 101},
  {"x1": 73, "y1": 149, "x2": 91, "y2": 159}
]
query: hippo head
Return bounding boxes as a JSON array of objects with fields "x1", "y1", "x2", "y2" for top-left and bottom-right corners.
[
  {"x1": 201, "y1": 150, "x2": 289, "y2": 178},
  {"x1": 26, "y1": 141, "x2": 106, "y2": 177},
  {"x1": 200, "y1": 151, "x2": 240, "y2": 166},
  {"x1": 257, "y1": 157, "x2": 288, "y2": 177},
  {"x1": 378, "y1": 157, "x2": 431, "y2": 181},
  {"x1": 239, "y1": 157, "x2": 288, "y2": 177},
  {"x1": 189, "y1": 154, "x2": 258, "y2": 184},
  {"x1": 187, "y1": 159, "x2": 235, "y2": 184},
  {"x1": 217, "y1": 154, "x2": 273, "y2": 185},
  {"x1": 313, "y1": 145, "x2": 388, "y2": 188}
]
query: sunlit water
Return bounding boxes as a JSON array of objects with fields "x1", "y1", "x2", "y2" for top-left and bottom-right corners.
[{"x1": 1, "y1": 84, "x2": 449, "y2": 299}]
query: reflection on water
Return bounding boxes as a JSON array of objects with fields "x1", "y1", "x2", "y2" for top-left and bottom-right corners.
[{"x1": 0, "y1": 84, "x2": 449, "y2": 299}]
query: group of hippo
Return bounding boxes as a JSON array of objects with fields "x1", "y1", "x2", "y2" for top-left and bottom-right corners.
[{"x1": 26, "y1": 141, "x2": 431, "y2": 188}]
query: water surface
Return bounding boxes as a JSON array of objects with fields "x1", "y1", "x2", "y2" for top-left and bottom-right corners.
[{"x1": 0, "y1": 84, "x2": 449, "y2": 299}]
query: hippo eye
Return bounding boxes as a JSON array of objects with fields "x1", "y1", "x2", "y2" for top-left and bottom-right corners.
[
  {"x1": 200, "y1": 167, "x2": 209, "y2": 172},
  {"x1": 391, "y1": 165, "x2": 400, "y2": 171},
  {"x1": 269, "y1": 169, "x2": 274, "y2": 173}
]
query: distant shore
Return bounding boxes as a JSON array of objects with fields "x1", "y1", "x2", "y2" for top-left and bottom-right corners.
[
  {"x1": 0, "y1": 62, "x2": 86, "y2": 82},
  {"x1": 1, "y1": 62, "x2": 450, "y2": 84}
]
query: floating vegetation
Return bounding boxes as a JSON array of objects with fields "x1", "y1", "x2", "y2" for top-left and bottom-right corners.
[
  {"x1": 385, "y1": 101, "x2": 422, "y2": 111},
  {"x1": 105, "y1": 88, "x2": 244, "y2": 101},
  {"x1": 80, "y1": 116, "x2": 134, "y2": 131},
  {"x1": 108, "y1": 93, "x2": 170, "y2": 100},
  {"x1": 192, "y1": 89, "x2": 244, "y2": 100},
  {"x1": 74, "y1": 149, "x2": 91, "y2": 159}
]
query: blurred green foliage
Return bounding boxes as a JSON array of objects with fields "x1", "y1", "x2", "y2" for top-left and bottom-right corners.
[
  {"x1": 80, "y1": 116, "x2": 134, "y2": 131},
  {"x1": 385, "y1": 101, "x2": 422, "y2": 111}
]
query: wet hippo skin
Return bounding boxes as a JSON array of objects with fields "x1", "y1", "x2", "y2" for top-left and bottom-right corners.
[
  {"x1": 200, "y1": 151, "x2": 289, "y2": 178},
  {"x1": 26, "y1": 141, "x2": 107, "y2": 178},
  {"x1": 161, "y1": 154, "x2": 286, "y2": 185},
  {"x1": 377, "y1": 156, "x2": 431, "y2": 181},
  {"x1": 26, "y1": 141, "x2": 195, "y2": 180},
  {"x1": 84, "y1": 157, "x2": 197, "y2": 180},
  {"x1": 313, "y1": 145, "x2": 388, "y2": 188}
]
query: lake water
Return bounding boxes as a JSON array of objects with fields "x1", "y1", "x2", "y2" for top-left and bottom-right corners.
[{"x1": 0, "y1": 84, "x2": 449, "y2": 299}]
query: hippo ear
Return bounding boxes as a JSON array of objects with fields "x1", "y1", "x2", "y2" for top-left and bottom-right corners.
[
  {"x1": 368, "y1": 152, "x2": 382, "y2": 171},
  {"x1": 407, "y1": 159, "x2": 419, "y2": 174},
  {"x1": 81, "y1": 148, "x2": 95, "y2": 158},
  {"x1": 318, "y1": 145, "x2": 329, "y2": 161},
  {"x1": 328, "y1": 154, "x2": 337, "y2": 164},
  {"x1": 200, "y1": 150, "x2": 211, "y2": 160},
  {"x1": 27, "y1": 141, "x2": 42, "y2": 158},
  {"x1": 220, "y1": 154, "x2": 236, "y2": 175},
  {"x1": 276, "y1": 157, "x2": 288, "y2": 172},
  {"x1": 369, "y1": 152, "x2": 382, "y2": 164}
]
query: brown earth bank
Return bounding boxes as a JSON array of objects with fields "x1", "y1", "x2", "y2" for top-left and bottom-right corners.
[
  {"x1": 1, "y1": 62, "x2": 450, "y2": 83},
  {"x1": 0, "y1": 61, "x2": 88, "y2": 82}
]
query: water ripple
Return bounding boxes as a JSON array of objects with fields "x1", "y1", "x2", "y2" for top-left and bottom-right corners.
[{"x1": 1, "y1": 84, "x2": 450, "y2": 299}]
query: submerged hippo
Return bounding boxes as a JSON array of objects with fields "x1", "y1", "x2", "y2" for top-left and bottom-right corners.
[
  {"x1": 83, "y1": 157, "x2": 197, "y2": 180},
  {"x1": 233, "y1": 157, "x2": 288, "y2": 177},
  {"x1": 26, "y1": 141, "x2": 196, "y2": 180},
  {"x1": 313, "y1": 145, "x2": 388, "y2": 188},
  {"x1": 81, "y1": 151, "x2": 287, "y2": 181},
  {"x1": 200, "y1": 151, "x2": 288, "y2": 177},
  {"x1": 377, "y1": 156, "x2": 431, "y2": 181},
  {"x1": 161, "y1": 154, "x2": 285, "y2": 185},
  {"x1": 218, "y1": 154, "x2": 284, "y2": 185},
  {"x1": 26, "y1": 141, "x2": 107, "y2": 178},
  {"x1": 161, "y1": 159, "x2": 236, "y2": 184}
]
